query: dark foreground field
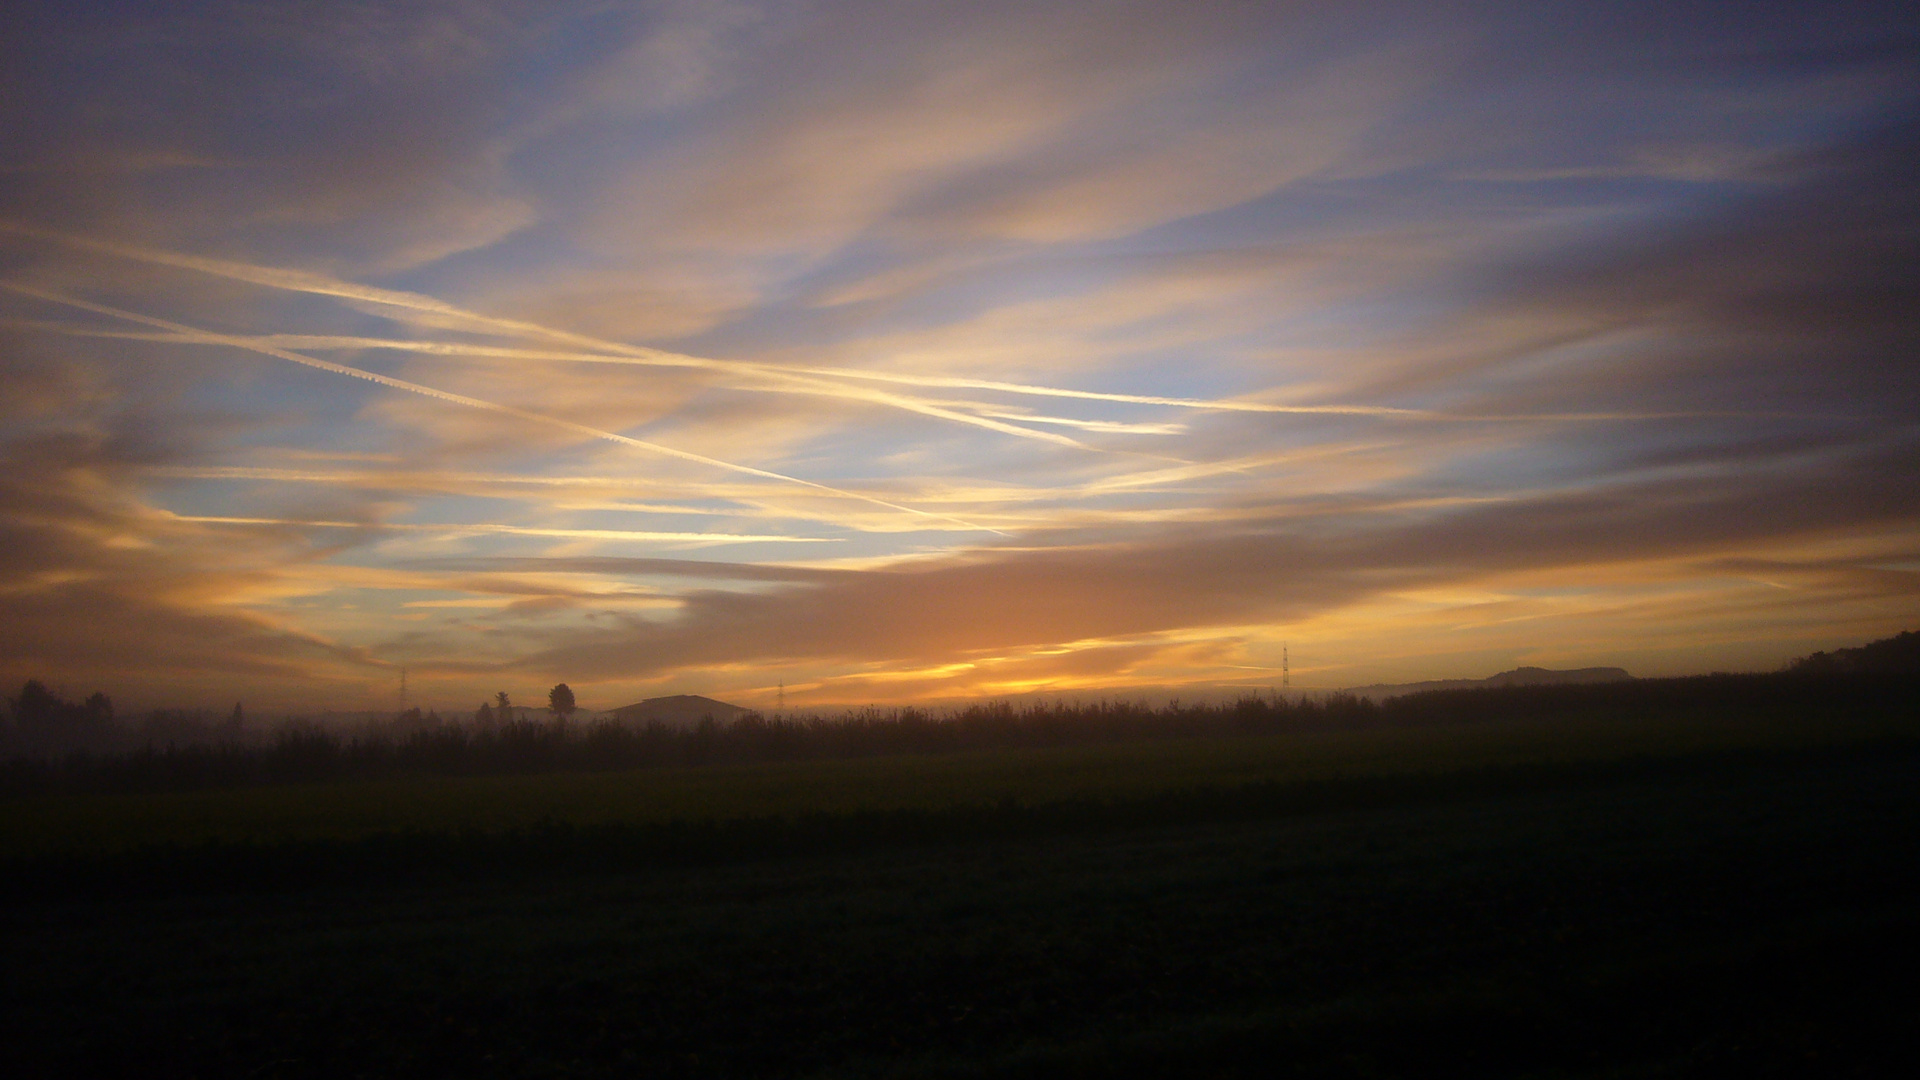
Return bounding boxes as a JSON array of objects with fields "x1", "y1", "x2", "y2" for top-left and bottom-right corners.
[{"x1": 4, "y1": 695, "x2": 1919, "y2": 1077}]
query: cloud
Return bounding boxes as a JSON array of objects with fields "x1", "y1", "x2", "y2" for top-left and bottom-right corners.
[
  {"x1": 512, "y1": 428, "x2": 1920, "y2": 683},
  {"x1": 2, "y1": 2, "x2": 1916, "y2": 706},
  {"x1": 410, "y1": 555, "x2": 854, "y2": 584},
  {"x1": 1343, "y1": 118, "x2": 1920, "y2": 440},
  {"x1": 0, "y1": 416, "x2": 386, "y2": 705},
  {"x1": 0, "y1": 1, "x2": 561, "y2": 274},
  {"x1": 176, "y1": 515, "x2": 836, "y2": 545}
]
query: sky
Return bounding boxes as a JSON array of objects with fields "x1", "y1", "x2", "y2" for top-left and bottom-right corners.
[{"x1": 2, "y1": 1, "x2": 1917, "y2": 714}]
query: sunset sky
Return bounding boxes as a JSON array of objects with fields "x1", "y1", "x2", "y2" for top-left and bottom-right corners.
[{"x1": 2, "y1": 1, "x2": 1916, "y2": 713}]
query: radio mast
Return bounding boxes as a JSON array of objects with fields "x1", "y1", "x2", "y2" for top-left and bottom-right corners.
[{"x1": 1282, "y1": 644, "x2": 1289, "y2": 689}]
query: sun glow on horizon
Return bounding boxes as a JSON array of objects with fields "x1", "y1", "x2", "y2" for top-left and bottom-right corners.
[{"x1": 2, "y1": 3, "x2": 1916, "y2": 712}]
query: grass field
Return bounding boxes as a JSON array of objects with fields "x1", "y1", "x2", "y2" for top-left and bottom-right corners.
[
  {"x1": 4, "y1": 700, "x2": 1912, "y2": 859},
  {"x1": 4, "y1": 693, "x2": 1918, "y2": 1077}
]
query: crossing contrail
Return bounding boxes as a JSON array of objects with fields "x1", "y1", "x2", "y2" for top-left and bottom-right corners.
[
  {"x1": 0, "y1": 224, "x2": 1444, "y2": 420},
  {"x1": 0, "y1": 280, "x2": 1007, "y2": 535},
  {"x1": 18, "y1": 317, "x2": 1753, "y2": 427},
  {"x1": 15, "y1": 323, "x2": 1094, "y2": 447},
  {"x1": 1, "y1": 225, "x2": 1773, "y2": 427}
]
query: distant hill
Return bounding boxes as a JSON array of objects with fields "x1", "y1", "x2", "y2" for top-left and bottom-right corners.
[
  {"x1": 1788, "y1": 630, "x2": 1920, "y2": 675},
  {"x1": 602, "y1": 694, "x2": 751, "y2": 730},
  {"x1": 1345, "y1": 666, "x2": 1633, "y2": 701}
]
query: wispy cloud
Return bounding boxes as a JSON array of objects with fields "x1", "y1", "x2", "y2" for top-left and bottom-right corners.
[{"x1": 2, "y1": 1, "x2": 1915, "y2": 708}]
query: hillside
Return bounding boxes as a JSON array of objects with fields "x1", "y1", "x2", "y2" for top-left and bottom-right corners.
[
  {"x1": 1346, "y1": 665, "x2": 1632, "y2": 701},
  {"x1": 602, "y1": 694, "x2": 750, "y2": 729}
]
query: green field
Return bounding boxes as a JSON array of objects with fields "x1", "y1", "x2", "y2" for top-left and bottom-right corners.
[{"x1": 4, "y1": 697, "x2": 1919, "y2": 1077}]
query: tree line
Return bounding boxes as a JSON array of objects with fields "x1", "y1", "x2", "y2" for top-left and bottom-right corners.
[
  {"x1": 0, "y1": 680, "x2": 593, "y2": 761},
  {"x1": 1787, "y1": 630, "x2": 1920, "y2": 674},
  {"x1": 2, "y1": 667, "x2": 1915, "y2": 797}
]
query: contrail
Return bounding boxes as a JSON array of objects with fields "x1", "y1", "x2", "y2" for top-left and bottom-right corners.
[
  {"x1": 0, "y1": 221, "x2": 603, "y2": 344},
  {"x1": 786, "y1": 368, "x2": 1774, "y2": 422},
  {"x1": 244, "y1": 331, "x2": 1416, "y2": 419},
  {"x1": 970, "y1": 410, "x2": 1186, "y2": 434},
  {"x1": 0, "y1": 225, "x2": 1436, "y2": 420},
  {"x1": 171, "y1": 515, "x2": 835, "y2": 544},
  {"x1": 0, "y1": 281, "x2": 1006, "y2": 535},
  {"x1": 22, "y1": 323, "x2": 1091, "y2": 448},
  {"x1": 0, "y1": 224, "x2": 1078, "y2": 433},
  {"x1": 29, "y1": 323, "x2": 1754, "y2": 426},
  {"x1": 144, "y1": 464, "x2": 780, "y2": 504},
  {"x1": 2, "y1": 226, "x2": 1771, "y2": 425}
]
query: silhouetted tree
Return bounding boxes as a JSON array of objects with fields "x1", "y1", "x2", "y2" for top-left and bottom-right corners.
[
  {"x1": 1789, "y1": 629, "x2": 1920, "y2": 674},
  {"x1": 12, "y1": 679, "x2": 61, "y2": 729},
  {"x1": 495, "y1": 690, "x2": 511, "y2": 713},
  {"x1": 9, "y1": 679, "x2": 117, "y2": 753},
  {"x1": 549, "y1": 683, "x2": 576, "y2": 718},
  {"x1": 475, "y1": 701, "x2": 495, "y2": 726}
]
